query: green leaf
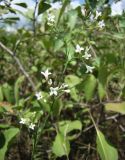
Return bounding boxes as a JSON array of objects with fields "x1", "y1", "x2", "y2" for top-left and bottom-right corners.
[
  {"x1": 67, "y1": 10, "x2": 78, "y2": 30},
  {"x1": 52, "y1": 133, "x2": 70, "y2": 157},
  {"x1": 54, "y1": 39, "x2": 64, "y2": 52},
  {"x1": 14, "y1": 76, "x2": 24, "y2": 104},
  {"x1": 38, "y1": 1, "x2": 51, "y2": 15},
  {"x1": 66, "y1": 43, "x2": 75, "y2": 61},
  {"x1": 2, "y1": 83, "x2": 14, "y2": 103},
  {"x1": 65, "y1": 75, "x2": 81, "y2": 87},
  {"x1": 105, "y1": 102, "x2": 125, "y2": 114},
  {"x1": 0, "y1": 124, "x2": 10, "y2": 129},
  {"x1": 83, "y1": 75, "x2": 97, "y2": 101},
  {"x1": 52, "y1": 99, "x2": 62, "y2": 116},
  {"x1": 98, "y1": 83, "x2": 106, "y2": 101},
  {"x1": 0, "y1": 86, "x2": 3, "y2": 102},
  {"x1": 57, "y1": 0, "x2": 70, "y2": 24},
  {"x1": 5, "y1": 17, "x2": 20, "y2": 21},
  {"x1": 0, "y1": 128, "x2": 19, "y2": 160},
  {"x1": 65, "y1": 75, "x2": 81, "y2": 101},
  {"x1": 59, "y1": 120, "x2": 82, "y2": 137},
  {"x1": 96, "y1": 129, "x2": 118, "y2": 160},
  {"x1": 98, "y1": 66, "x2": 109, "y2": 100},
  {"x1": 113, "y1": 33, "x2": 125, "y2": 39},
  {"x1": 15, "y1": 3, "x2": 27, "y2": 8}
]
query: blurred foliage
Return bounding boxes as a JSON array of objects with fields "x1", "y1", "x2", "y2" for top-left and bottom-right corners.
[{"x1": 0, "y1": 0, "x2": 125, "y2": 159}]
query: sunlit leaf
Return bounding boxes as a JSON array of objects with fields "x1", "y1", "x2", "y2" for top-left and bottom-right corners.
[
  {"x1": 105, "y1": 102, "x2": 125, "y2": 114},
  {"x1": 14, "y1": 76, "x2": 24, "y2": 104},
  {"x1": 59, "y1": 120, "x2": 82, "y2": 135},
  {"x1": 52, "y1": 133, "x2": 70, "y2": 157},
  {"x1": 57, "y1": 0, "x2": 70, "y2": 24},
  {"x1": 83, "y1": 75, "x2": 97, "y2": 101},
  {"x1": 0, "y1": 128, "x2": 19, "y2": 160},
  {"x1": 96, "y1": 129, "x2": 118, "y2": 160}
]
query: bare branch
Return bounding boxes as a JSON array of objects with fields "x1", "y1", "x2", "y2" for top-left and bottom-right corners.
[{"x1": 0, "y1": 41, "x2": 36, "y2": 91}]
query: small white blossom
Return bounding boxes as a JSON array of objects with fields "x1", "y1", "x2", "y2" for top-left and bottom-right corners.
[
  {"x1": 98, "y1": 20, "x2": 105, "y2": 28},
  {"x1": 47, "y1": 14, "x2": 55, "y2": 26},
  {"x1": 86, "y1": 65, "x2": 95, "y2": 73},
  {"x1": 75, "y1": 44, "x2": 84, "y2": 53},
  {"x1": 81, "y1": 6, "x2": 86, "y2": 16},
  {"x1": 35, "y1": 92, "x2": 43, "y2": 100},
  {"x1": 82, "y1": 47, "x2": 91, "y2": 60},
  {"x1": 90, "y1": 14, "x2": 94, "y2": 21},
  {"x1": 41, "y1": 69, "x2": 52, "y2": 80},
  {"x1": 29, "y1": 123, "x2": 35, "y2": 130},
  {"x1": 64, "y1": 89, "x2": 70, "y2": 93},
  {"x1": 95, "y1": 11, "x2": 101, "y2": 19},
  {"x1": 50, "y1": 87, "x2": 59, "y2": 96},
  {"x1": 19, "y1": 118, "x2": 27, "y2": 124},
  {"x1": 82, "y1": 53, "x2": 91, "y2": 60}
]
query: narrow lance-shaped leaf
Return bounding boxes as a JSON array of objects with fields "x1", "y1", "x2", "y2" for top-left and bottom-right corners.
[
  {"x1": 96, "y1": 129, "x2": 118, "y2": 160},
  {"x1": 15, "y1": 3, "x2": 27, "y2": 8},
  {"x1": 14, "y1": 76, "x2": 24, "y2": 104},
  {"x1": 0, "y1": 86, "x2": 3, "y2": 102},
  {"x1": 57, "y1": 0, "x2": 70, "y2": 24},
  {"x1": 90, "y1": 113, "x2": 118, "y2": 160}
]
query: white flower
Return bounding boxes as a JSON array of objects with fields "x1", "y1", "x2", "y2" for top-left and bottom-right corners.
[
  {"x1": 64, "y1": 89, "x2": 70, "y2": 93},
  {"x1": 82, "y1": 47, "x2": 91, "y2": 60},
  {"x1": 47, "y1": 14, "x2": 55, "y2": 26},
  {"x1": 50, "y1": 87, "x2": 59, "y2": 96},
  {"x1": 90, "y1": 14, "x2": 94, "y2": 21},
  {"x1": 82, "y1": 53, "x2": 91, "y2": 60},
  {"x1": 41, "y1": 69, "x2": 52, "y2": 80},
  {"x1": 75, "y1": 44, "x2": 84, "y2": 53},
  {"x1": 60, "y1": 83, "x2": 68, "y2": 89},
  {"x1": 35, "y1": 92, "x2": 43, "y2": 100},
  {"x1": 98, "y1": 20, "x2": 105, "y2": 28},
  {"x1": 95, "y1": 10, "x2": 101, "y2": 19},
  {"x1": 85, "y1": 65, "x2": 95, "y2": 73},
  {"x1": 81, "y1": 6, "x2": 86, "y2": 16},
  {"x1": 19, "y1": 118, "x2": 27, "y2": 124},
  {"x1": 29, "y1": 123, "x2": 35, "y2": 130}
]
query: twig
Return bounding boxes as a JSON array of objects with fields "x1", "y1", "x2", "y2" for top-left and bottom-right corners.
[
  {"x1": 0, "y1": 41, "x2": 36, "y2": 91},
  {"x1": 83, "y1": 124, "x2": 94, "y2": 133}
]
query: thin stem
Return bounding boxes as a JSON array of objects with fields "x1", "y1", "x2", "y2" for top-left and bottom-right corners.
[
  {"x1": 33, "y1": 0, "x2": 39, "y2": 35},
  {"x1": 0, "y1": 41, "x2": 36, "y2": 91}
]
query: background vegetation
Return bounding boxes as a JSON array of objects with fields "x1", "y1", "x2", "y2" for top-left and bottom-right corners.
[{"x1": 0, "y1": 0, "x2": 125, "y2": 159}]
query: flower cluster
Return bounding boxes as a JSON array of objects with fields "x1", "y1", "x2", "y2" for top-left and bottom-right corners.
[
  {"x1": 19, "y1": 117, "x2": 36, "y2": 130},
  {"x1": 47, "y1": 13, "x2": 55, "y2": 26},
  {"x1": 35, "y1": 69, "x2": 70, "y2": 101},
  {"x1": 75, "y1": 44, "x2": 95, "y2": 73},
  {"x1": 89, "y1": 10, "x2": 105, "y2": 29}
]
